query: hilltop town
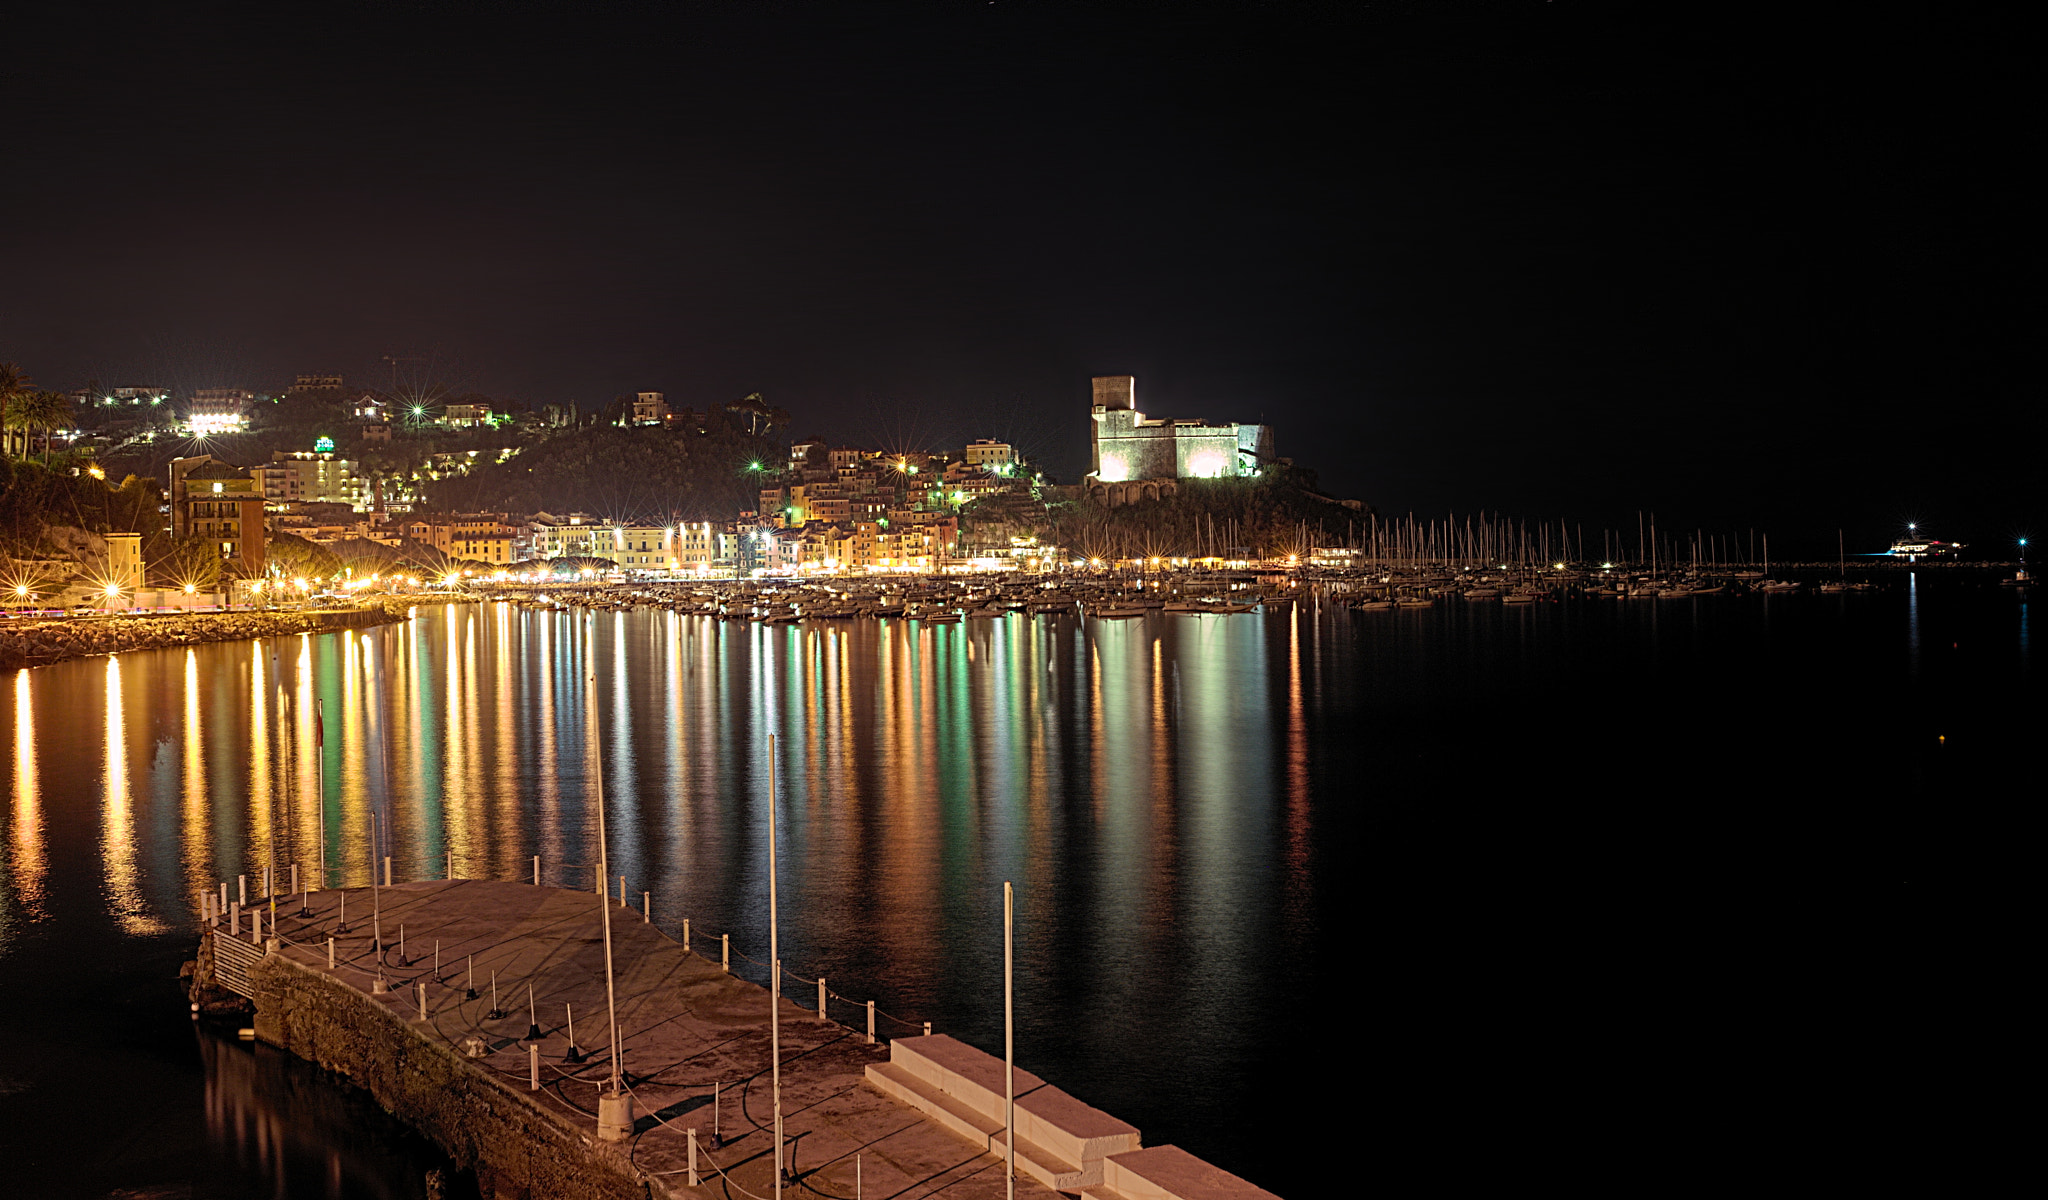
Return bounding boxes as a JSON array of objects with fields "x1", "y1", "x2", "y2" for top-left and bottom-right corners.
[{"x1": 3, "y1": 366, "x2": 1368, "y2": 607}]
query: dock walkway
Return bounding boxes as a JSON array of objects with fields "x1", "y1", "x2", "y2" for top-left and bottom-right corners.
[{"x1": 244, "y1": 878, "x2": 1061, "y2": 1200}]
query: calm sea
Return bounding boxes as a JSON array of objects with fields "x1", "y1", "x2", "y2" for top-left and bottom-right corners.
[{"x1": 0, "y1": 576, "x2": 2032, "y2": 1196}]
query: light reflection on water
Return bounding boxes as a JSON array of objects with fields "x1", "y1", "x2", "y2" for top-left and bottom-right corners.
[
  {"x1": 1, "y1": 602, "x2": 1308, "y2": 1062},
  {"x1": 1, "y1": 585, "x2": 2032, "y2": 1195},
  {"x1": 200, "y1": 1028, "x2": 443, "y2": 1200}
]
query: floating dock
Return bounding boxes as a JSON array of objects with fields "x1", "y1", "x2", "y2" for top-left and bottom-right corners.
[{"x1": 196, "y1": 878, "x2": 1276, "y2": 1200}]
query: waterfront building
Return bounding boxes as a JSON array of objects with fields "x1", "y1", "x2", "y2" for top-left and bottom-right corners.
[
  {"x1": 528, "y1": 514, "x2": 606, "y2": 561},
  {"x1": 1085, "y1": 374, "x2": 1273, "y2": 493},
  {"x1": 169, "y1": 456, "x2": 267, "y2": 575},
  {"x1": 608, "y1": 524, "x2": 671, "y2": 570}
]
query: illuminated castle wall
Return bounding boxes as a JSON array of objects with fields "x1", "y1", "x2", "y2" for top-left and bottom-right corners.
[{"x1": 1086, "y1": 375, "x2": 1272, "y2": 485}]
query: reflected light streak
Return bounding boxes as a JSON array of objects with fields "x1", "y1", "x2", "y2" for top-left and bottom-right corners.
[
  {"x1": 182, "y1": 650, "x2": 209, "y2": 906},
  {"x1": 11, "y1": 669, "x2": 46, "y2": 923},
  {"x1": 102, "y1": 656, "x2": 162, "y2": 934}
]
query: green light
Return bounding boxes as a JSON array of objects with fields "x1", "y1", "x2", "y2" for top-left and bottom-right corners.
[{"x1": 314, "y1": 435, "x2": 335, "y2": 452}]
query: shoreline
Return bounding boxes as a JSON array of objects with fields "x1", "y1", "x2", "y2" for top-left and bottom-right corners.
[{"x1": 0, "y1": 602, "x2": 430, "y2": 671}]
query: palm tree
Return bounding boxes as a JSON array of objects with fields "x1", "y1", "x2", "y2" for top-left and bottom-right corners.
[
  {"x1": 16, "y1": 391, "x2": 72, "y2": 462},
  {"x1": 0, "y1": 362, "x2": 29, "y2": 459}
]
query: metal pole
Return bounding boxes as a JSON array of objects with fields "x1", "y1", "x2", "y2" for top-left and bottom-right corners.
[
  {"x1": 769, "y1": 732, "x2": 784, "y2": 1197},
  {"x1": 721, "y1": 933, "x2": 729, "y2": 972},
  {"x1": 1005, "y1": 879, "x2": 1015, "y2": 1200},
  {"x1": 533, "y1": 855, "x2": 540, "y2": 886},
  {"x1": 688, "y1": 1128, "x2": 699, "y2": 1186},
  {"x1": 447, "y1": 848, "x2": 453, "y2": 880},
  {"x1": 683, "y1": 918, "x2": 691, "y2": 951},
  {"x1": 327, "y1": 937, "x2": 334, "y2": 969},
  {"x1": 315, "y1": 698, "x2": 325, "y2": 889},
  {"x1": 867, "y1": 1000, "x2": 875, "y2": 1045},
  {"x1": 819, "y1": 978, "x2": 827, "y2": 1021},
  {"x1": 529, "y1": 1043, "x2": 540, "y2": 1091},
  {"x1": 418, "y1": 981, "x2": 427, "y2": 1021},
  {"x1": 642, "y1": 891, "x2": 650, "y2": 923},
  {"x1": 590, "y1": 654, "x2": 626, "y2": 1119},
  {"x1": 370, "y1": 810, "x2": 382, "y2": 953}
]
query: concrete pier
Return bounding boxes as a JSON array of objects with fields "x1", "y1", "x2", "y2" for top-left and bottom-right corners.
[{"x1": 212, "y1": 879, "x2": 1071, "y2": 1200}]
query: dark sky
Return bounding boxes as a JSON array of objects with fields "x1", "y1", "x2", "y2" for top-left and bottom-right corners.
[{"x1": 3, "y1": 4, "x2": 2034, "y2": 554}]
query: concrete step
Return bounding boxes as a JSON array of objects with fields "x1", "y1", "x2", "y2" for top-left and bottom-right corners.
[
  {"x1": 1080, "y1": 1146, "x2": 1282, "y2": 1200},
  {"x1": 866, "y1": 1061, "x2": 1093, "y2": 1192},
  {"x1": 889, "y1": 1034, "x2": 1140, "y2": 1173}
]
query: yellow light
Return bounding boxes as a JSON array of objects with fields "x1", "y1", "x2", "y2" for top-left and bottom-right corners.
[
  {"x1": 104, "y1": 583, "x2": 120, "y2": 597},
  {"x1": 251, "y1": 582, "x2": 264, "y2": 593},
  {"x1": 183, "y1": 584, "x2": 196, "y2": 594}
]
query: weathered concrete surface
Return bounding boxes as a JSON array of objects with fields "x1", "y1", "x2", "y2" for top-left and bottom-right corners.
[
  {"x1": 0, "y1": 604, "x2": 404, "y2": 669},
  {"x1": 222, "y1": 880, "x2": 1064, "y2": 1200}
]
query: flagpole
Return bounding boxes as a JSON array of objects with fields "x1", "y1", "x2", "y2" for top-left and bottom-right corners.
[
  {"x1": 769, "y1": 731, "x2": 784, "y2": 1197},
  {"x1": 591, "y1": 618, "x2": 630, "y2": 1139},
  {"x1": 1005, "y1": 879, "x2": 1015, "y2": 1200}
]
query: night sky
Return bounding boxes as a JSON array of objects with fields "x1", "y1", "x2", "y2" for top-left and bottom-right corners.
[{"x1": 3, "y1": 5, "x2": 2034, "y2": 555}]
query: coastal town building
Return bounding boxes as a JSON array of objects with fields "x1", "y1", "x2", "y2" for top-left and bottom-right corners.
[
  {"x1": 963, "y1": 438, "x2": 1013, "y2": 470},
  {"x1": 254, "y1": 450, "x2": 362, "y2": 508},
  {"x1": 187, "y1": 388, "x2": 256, "y2": 435},
  {"x1": 169, "y1": 456, "x2": 268, "y2": 575},
  {"x1": 632, "y1": 391, "x2": 668, "y2": 425},
  {"x1": 286, "y1": 374, "x2": 345, "y2": 398}
]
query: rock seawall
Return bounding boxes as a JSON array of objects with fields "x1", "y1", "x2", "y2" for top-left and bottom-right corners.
[
  {"x1": 0, "y1": 605, "x2": 411, "y2": 670},
  {"x1": 237, "y1": 945, "x2": 651, "y2": 1200}
]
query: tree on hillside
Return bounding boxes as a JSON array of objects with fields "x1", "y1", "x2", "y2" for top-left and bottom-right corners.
[
  {"x1": 726, "y1": 392, "x2": 773, "y2": 436},
  {"x1": 265, "y1": 532, "x2": 342, "y2": 581},
  {"x1": 154, "y1": 534, "x2": 224, "y2": 591},
  {"x1": 12, "y1": 390, "x2": 74, "y2": 461},
  {"x1": 0, "y1": 362, "x2": 29, "y2": 458}
]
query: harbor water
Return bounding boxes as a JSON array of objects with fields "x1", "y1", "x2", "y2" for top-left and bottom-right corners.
[{"x1": 0, "y1": 575, "x2": 2032, "y2": 1197}]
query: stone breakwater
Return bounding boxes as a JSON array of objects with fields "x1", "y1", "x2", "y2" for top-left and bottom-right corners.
[{"x1": 0, "y1": 604, "x2": 408, "y2": 670}]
